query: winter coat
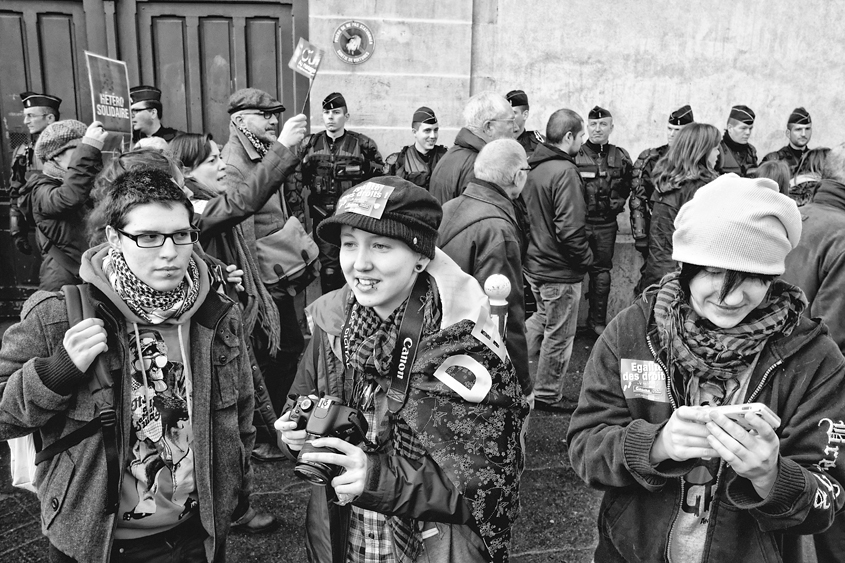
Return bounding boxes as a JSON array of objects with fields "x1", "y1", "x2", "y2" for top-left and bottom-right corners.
[
  {"x1": 26, "y1": 140, "x2": 103, "y2": 290},
  {"x1": 283, "y1": 250, "x2": 527, "y2": 563},
  {"x1": 567, "y1": 290, "x2": 845, "y2": 563},
  {"x1": 522, "y1": 142, "x2": 594, "y2": 284},
  {"x1": 0, "y1": 248, "x2": 255, "y2": 562},
  {"x1": 429, "y1": 128, "x2": 487, "y2": 204},
  {"x1": 782, "y1": 179, "x2": 845, "y2": 352},
  {"x1": 438, "y1": 179, "x2": 531, "y2": 396}
]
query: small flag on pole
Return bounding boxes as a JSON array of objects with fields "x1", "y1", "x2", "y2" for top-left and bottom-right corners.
[{"x1": 289, "y1": 38, "x2": 325, "y2": 80}]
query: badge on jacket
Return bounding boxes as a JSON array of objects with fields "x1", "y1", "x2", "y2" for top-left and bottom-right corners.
[{"x1": 620, "y1": 359, "x2": 669, "y2": 403}]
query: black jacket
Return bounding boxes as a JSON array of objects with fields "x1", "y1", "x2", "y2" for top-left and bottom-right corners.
[
  {"x1": 523, "y1": 142, "x2": 593, "y2": 283},
  {"x1": 429, "y1": 127, "x2": 486, "y2": 204}
]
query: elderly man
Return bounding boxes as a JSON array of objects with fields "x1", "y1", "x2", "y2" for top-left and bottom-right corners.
[
  {"x1": 438, "y1": 138, "x2": 532, "y2": 398},
  {"x1": 761, "y1": 107, "x2": 813, "y2": 175},
  {"x1": 429, "y1": 91, "x2": 517, "y2": 204},
  {"x1": 719, "y1": 104, "x2": 758, "y2": 177},
  {"x1": 130, "y1": 85, "x2": 182, "y2": 143},
  {"x1": 384, "y1": 106, "x2": 447, "y2": 189}
]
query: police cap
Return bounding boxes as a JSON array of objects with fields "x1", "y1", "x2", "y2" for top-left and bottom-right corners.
[
  {"x1": 130, "y1": 85, "x2": 162, "y2": 108},
  {"x1": 589, "y1": 106, "x2": 612, "y2": 120},
  {"x1": 787, "y1": 107, "x2": 811, "y2": 126},
  {"x1": 22, "y1": 92, "x2": 61, "y2": 111},
  {"x1": 412, "y1": 107, "x2": 437, "y2": 126},
  {"x1": 506, "y1": 90, "x2": 529, "y2": 108},
  {"x1": 729, "y1": 105, "x2": 756, "y2": 125},
  {"x1": 323, "y1": 92, "x2": 347, "y2": 110},
  {"x1": 668, "y1": 105, "x2": 694, "y2": 126}
]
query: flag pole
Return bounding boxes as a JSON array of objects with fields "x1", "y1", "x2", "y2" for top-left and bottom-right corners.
[{"x1": 301, "y1": 78, "x2": 314, "y2": 114}]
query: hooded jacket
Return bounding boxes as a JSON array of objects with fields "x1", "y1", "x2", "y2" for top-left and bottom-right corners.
[
  {"x1": 429, "y1": 127, "x2": 487, "y2": 204},
  {"x1": 782, "y1": 179, "x2": 845, "y2": 352},
  {"x1": 522, "y1": 142, "x2": 594, "y2": 283},
  {"x1": 0, "y1": 244, "x2": 255, "y2": 562},
  {"x1": 567, "y1": 289, "x2": 845, "y2": 563}
]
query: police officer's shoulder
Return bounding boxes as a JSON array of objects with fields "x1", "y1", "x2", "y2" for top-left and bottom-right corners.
[
  {"x1": 385, "y1": 151, "x2": 401, "y2": 167},
  {"x1": 531, "y1": 130, "x2": 545, "y2": 143},
  {"x1": 613, "y1": 144, "x2": 632, "y2": 161},
  {"x1": 635, "y1": 146, "x2": 662, "y2": 163},
  {"x1": 346, "y1": 129, "x2": 378, "y2": 145}
]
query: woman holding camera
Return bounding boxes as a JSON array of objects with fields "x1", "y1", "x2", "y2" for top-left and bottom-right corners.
[
  {"x1": 567, "y1": 174, "x2": 845, "y2": 562},
  {"x1": 276, "y1": 177, "x2": 528, "y2": 563}
]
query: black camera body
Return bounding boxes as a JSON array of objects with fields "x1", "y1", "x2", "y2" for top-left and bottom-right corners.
[{"x1": 291, "y1": 395, "x2": 369, "y2": 487}]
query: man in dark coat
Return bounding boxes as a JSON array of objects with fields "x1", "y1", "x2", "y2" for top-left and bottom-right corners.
[
  {"x1": 506, "y1": 89, "x2": 544, "y2": 158},
  {"x1": 438, "y1": 138, "x2": 532, "y2": 398},
  {"x1": 719, "y1": 104, "x2": 758, "y2": 176},
  {"x1": 761, "y1": 107, "x2": 813, "y2": 175},
  {"x1": 384, "y1": 106, "x2": 447, "y2": 189},
  {"x1": 130, "y1": 85, "x2": 182, "y2": 143}
]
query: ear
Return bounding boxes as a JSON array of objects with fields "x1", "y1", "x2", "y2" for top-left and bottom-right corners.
[
  {"x1": 415, "y1": 255, "x2": 431, "y2": 272},
  {"x1": 105, "y1": 225, "x2": 122, "y2": 250},
  {"x1": 45, "y1": 114, "x2": 56, "y2": 125}
]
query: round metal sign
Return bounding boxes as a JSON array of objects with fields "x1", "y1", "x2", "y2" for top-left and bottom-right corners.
[{"x1": 332, "y1": 21, "x2": 375, "y2": 65}]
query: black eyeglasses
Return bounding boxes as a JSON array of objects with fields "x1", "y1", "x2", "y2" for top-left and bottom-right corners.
[
  {"x1": 114, "y1": 227, "x2": 199, "y2": 248},
  {"x1": 240, "y1": 110, "x2": 280, "y2": 120}
]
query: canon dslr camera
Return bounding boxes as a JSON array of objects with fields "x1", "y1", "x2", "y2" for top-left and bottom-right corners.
[{"x1": 289, "y1": 395, "x2": 368, "y2": 486}]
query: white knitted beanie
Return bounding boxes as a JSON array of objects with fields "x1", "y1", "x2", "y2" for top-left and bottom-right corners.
[{"x1": 672, "y1": 174, "x2": 801, "y2": 275}]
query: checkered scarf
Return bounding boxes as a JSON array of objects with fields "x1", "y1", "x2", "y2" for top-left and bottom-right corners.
[
  {"x1": 653, "y1": 271, "x2": 806, "y2": 404},
  {"x1": 103, "y1": 247, "x2": 201, "y2": 324},
  {"x1": 236, "y1": 122, "x2": 270, "y2": 159}
]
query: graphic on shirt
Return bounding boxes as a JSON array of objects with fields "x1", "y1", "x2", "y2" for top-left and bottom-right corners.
[
  {"x1": 124, "y1": 329, "x2": 196, "y2": 521},
  {"x1": 813, "y1": 472, "x2": 841, "y2": 510},
  {"x1": 816, "y1": 418, "x2": 845, "y2": 473},
  {"x1": 620, "y1": 359, "x2": 669, "y2": 403},
  {"x1": 681, "y1": 463, "x2": 716, "y2": 519}
]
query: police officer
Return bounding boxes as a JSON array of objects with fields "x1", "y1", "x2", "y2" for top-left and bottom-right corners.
[
  {"x1": 761, "y1": 107, "x2": 812, "y2": 175},
  {"x1": 384, "y1": 106, "x2": 447, "y2": 189},
  {"x1": 719, "y1": 104, "x2": 758, "y2": 176},
  {"x1": 9, "y1": 92, "x2": 61, "y2": 255},
  {"x1": 130, "y1": 85, "x2": 182, "y2": 143},
  {"x1": 506, "y1": 89, "x2": 544, "y2": 158},
  {"x1": 576, "y1": 106, "x2": 633, "y2": 335},
  {"x1": 291, "y1": 92, "x2": 384, "y2": 293},
  {"x1": 629, "y1": 104, "x2": 694, "y2": 256}
]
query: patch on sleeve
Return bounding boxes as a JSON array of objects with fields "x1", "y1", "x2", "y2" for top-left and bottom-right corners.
[{"x1": 620, "y1": 358, "x2": 669, "y2": 403}]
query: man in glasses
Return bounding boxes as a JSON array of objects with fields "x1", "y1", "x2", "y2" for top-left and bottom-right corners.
[
  {"x1": 129, "y1": 85, "x2": 182, "y2": 144},
  {"x1": 430, "y1": 90, "x2": 517, "y2": 205},
  {"x1": 9, "y1": 92, "x2": 62, "y2": 256},
  {"x1": 575, "y1": 106, "x2": 633, "y2": 337},
  {"x1": 288, "y1": 91, "x2": 384, "y2": 294}
]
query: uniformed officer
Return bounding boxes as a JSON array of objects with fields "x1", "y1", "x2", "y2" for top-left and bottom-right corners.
[
  {"x1": 130, "y1": 85, "x2": 182, "y2": 143},
  {"x1": 576, "y1": 106, "x2": 633, "y2": 335},
  {"x1": 8, "y1": 92, "x2": 61, "y2": 255},
  {"x1": 506, "y1": 89, "x2": 544, "y2": 158},
  {"x1": 384, "y1": 106, "x2": 447, "y2": 189},
  {"x1": 760, "y1": 107, "x2": 812, "y2": 175},
  {"x1": 290, "y1": 92, "x2": 384, "y2": 293},
  {"x1": 629, "y1": 104, "x2": 694, "y2": 256},
  {"x1": 719, "y1": 104, "x2": 758, "y2": 176}
]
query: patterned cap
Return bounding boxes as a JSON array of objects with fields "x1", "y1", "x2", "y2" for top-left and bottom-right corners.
[
  {"x1": 412, "y1": 106, "x2": 437, "y2": 125},
  {"x1": 35, "y1": 120, "x2": 87, "y2": 162},
  {"x1": 322, "y1": 92, "x2": 347, "y2": 110},
  {"x1": 130, "y1": 85, "x2": 162, "y2": 107},
  {"x1": 589, "y1": 106, "x2": 612, "y2": 120},
  {"x1": 506, "y1": 90, "x2": 529, "y2": 107},
  {"x1": 22, "y1": 93, "x2": 61, "y2": 111},
  {"x1": 788, "y1": 107, "x2": 811, "y2": 126},
  {"x1": 668, "y1": 105, "x2": 694, "y2": 126},
  {"x1": 729, "y1": 105, "x2": 756, "y2": 125},
  {"x1": 227, "y1": 88, "x2": 285, "y2": 115}
]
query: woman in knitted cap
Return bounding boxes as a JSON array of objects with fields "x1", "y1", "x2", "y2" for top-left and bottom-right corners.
[
  {"x1": 568, "y1": 175, "x2": 845, "y2": 563},
  {"x1": 638, "y1": 122, "x2": 721, "y2": 292},
  {"x1": 276, "y1": 177, "x2": 528, "y2": 562}
]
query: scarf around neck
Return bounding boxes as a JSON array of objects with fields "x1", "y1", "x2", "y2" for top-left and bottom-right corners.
[
  {"x1": 236, "y1": 122, "x2": 270, "y2": 159},
  {"x1": 104, "y1": 247, "x2": 201, "y2": 324},
  {"x1": 653, "y1": 271, "x2": 806, "y2": 404}
]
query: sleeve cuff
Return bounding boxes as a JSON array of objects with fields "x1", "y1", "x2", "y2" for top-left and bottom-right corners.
[
  {"x1": 81, "y1": 136, "x2": 105, "y2": 151},
  {"x1": 355, "y1": 453, "x2": 385, "y2": 508},
  {"x1": 624, "y1": 419, "x2": 696, "y2": 488},
  {"x1": 727, "y1": 456, "x2": 806, "y2": 514},
  {"x1": 34, "y1": 344, "x2": 87, "y2": 395}
]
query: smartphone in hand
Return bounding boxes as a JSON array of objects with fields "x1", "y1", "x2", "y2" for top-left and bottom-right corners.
[{"x1": 705, "y1": 403, "x2": 781, "y2": 432}]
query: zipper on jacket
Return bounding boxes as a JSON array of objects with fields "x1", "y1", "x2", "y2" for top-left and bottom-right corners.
[{"x1": 646, "y1": 334, "x2": 678, "y2": 411}]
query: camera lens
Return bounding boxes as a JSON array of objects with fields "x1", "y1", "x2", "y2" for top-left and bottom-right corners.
[{"x1": 294, "y1": 442, "x2": 342, "y2": 487}]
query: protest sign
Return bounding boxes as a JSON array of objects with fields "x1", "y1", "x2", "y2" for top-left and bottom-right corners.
[
  {"x1": 85, "y1": 51, "x2": 131, "y2": 158},
  {"x1": 288, "y1": 38, "x2": 325, "y2": 113}
]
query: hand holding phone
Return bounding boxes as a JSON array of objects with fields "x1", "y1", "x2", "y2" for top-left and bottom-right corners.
[{"x1": 704, "y1": 403, "x2": 781, "y2": 433}]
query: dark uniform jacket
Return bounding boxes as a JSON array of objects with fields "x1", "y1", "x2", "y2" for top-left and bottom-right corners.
[
  {"x1": 25, "y1": 141, "x2": 103, "y2": 291},
  {"x1": 719, "y1": 132, "x2": 758, "y2": 177},
  {"x1": 782, "y1": 179, "x2": 845, "y2": 352},
  {"x1": 438, "y1": 179, "x2": 531, "y2": 396},
  {"x1": 132, "y1": 124, "x2": 181, "y2": 144},
  {"x1": 761, "y1": 145, "x2": 807, "y2": 176},
  {"x1": 516, "y1": 128, "x2": 544, "y2": 158},
  {"x1": 576, "y1": 140, "x2": 633, "y2": 224},
  {"x1": 567, "y1": 290, "x2": 845, "y2": 563},
  {"x1": 384, "y1": 144, "x2": 447, "y2": 189},
  {"x1": 523, "y1": 142, "x2": 594, "y2": 284},
  {"x1": 629, "y1": 144, "x2": 669, "y2": 245},
  {"x1": 429, "y1": 127, "x2": 486, "y2": 204}
]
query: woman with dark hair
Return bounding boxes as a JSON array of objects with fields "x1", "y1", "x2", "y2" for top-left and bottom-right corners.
[
  {"x1": 569, "y1": 174, "x2": 845, "y2": 563},
  {"x1": 0, "y1": 167, "x2": 256, "y2": 562},
  {"x1": 752, "y1": 160, "x2": 790, "y2": 195},
  {"x1": 790, "y1": 146, "x2": 829, "y2": 206},
  {"x1": 638, "y1": 122, "x2": 721, "y2": 291}
]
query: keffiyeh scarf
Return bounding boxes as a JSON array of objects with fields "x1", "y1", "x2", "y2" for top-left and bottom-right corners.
[
  {"x1": 104, "y1": 247, "x2": 201, "y2": 324},
  {"x1": 236, "y1": 122, "x2": 270, "y2": 159}
]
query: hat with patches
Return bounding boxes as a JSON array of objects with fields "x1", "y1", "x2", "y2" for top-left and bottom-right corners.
[
  {"x1": 668, "y1": 105, "x2": 694, "y2": 126},
  {"x1": 412, "y1": 106, "x2": 437, "y2": 126},
  {"x1": 788, "y1": 107, "x2": 811, "y2": 126},
  {"x1": 589, "y1": 106, "x2": 612, "y2": 120},
  {"x1": 729, "y1": 105, "x2": 756, "y2": 125},
  {"x1": 673, "y1": 174, "x2": 801, "y2": 275},
  {"x1": 35, "y1": 119, "x2": 87, "y2": 162},
  {"x1": 227, "y1": 88, "x2": 285, "y2": 115},
  {"x1": 317, "y1": 177, "x2": 442, "y2": 259},
  {"x1": 322, "y1": 92, "x2": 347, "y2": 110},
  {"x1": 506, "y1": 90, "x2": 529, "y2": 107},
  {"x1": 22, "y1": 92, "x2": 61, "y2": 111},
  {"x1": 130, "y1": 85, "x2": 162, "y2": 108}
]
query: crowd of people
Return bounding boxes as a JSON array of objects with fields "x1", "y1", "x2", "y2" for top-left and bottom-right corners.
[{"x1": 1, "y1": 81, "x2": 844, "y2": 563}]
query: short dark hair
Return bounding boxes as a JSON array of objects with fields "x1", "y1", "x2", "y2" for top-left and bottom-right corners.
[
  {"x1": 45, "y1": 107, "x2": 60, "y2": 120},
  {"x1": 545, "y1": 109, "x2": 582, "y2": 145},
  {"x1": 678, "y1": 263, "x2": 775, "y2": 303},
  {"x1": 148, "y1": 101, "x2": 163, "y2": 121},
  {"x1": 169, "y1": 133, "x2": 214, "y2": 172}
]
